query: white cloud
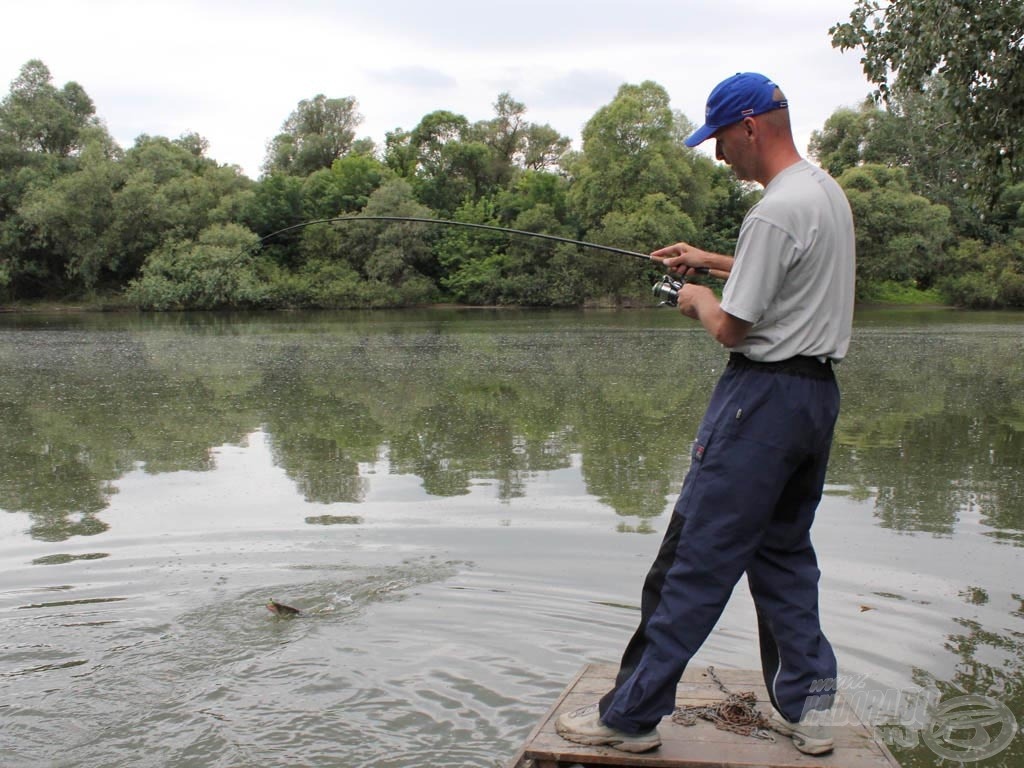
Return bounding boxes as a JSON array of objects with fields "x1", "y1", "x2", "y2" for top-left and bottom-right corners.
[{"x1": 2, "y1": 0, "x2": 871, "y2": 177}]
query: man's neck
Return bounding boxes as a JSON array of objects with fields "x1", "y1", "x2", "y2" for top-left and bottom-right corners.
[{"x1": 757, "y1": 148, "x2": 803, "y2": 187}]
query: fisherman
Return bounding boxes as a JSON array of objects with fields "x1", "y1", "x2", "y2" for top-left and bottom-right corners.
[{"x1": 555, "y1": 72, "x2": 856, "y2": 756}]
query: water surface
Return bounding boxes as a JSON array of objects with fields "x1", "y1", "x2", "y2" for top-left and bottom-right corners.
[{"x1": 1, "y1": 308, "x2": 1021, "y2": 767}]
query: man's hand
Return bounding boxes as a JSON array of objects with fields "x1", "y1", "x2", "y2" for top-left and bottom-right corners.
[
  {"x1": 650, "y1": 242, "x2": 733, "y2": 279},
  {"x1": 676, "y1": 283, "x2": 715, "y2": 319},
  {"x1": 676, "y1": 283, "x2": 752, "y2": 348}
]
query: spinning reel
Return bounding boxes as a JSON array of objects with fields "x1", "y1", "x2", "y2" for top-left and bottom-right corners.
[
  {"x1": 652, "y1": 267, "x2": 710, "y2": 306},
  {"x1": 652, "y1": 274, "x2": 685, "y2": 306}
]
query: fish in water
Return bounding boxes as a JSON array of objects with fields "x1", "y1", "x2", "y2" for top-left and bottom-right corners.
[{"x1": 266, "y1": 599, "x2": 301, "y2": 616}]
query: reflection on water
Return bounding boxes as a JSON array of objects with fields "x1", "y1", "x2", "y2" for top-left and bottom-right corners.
[
  {"x1": 3, "y1": 309, "x2": 1020, "y2": 543},
  {"x1": 0, "y1": 308, "x2": 1022, "y2": 767}
]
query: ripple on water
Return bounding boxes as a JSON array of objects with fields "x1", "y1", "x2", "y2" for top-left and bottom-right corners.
[{"x1": 1, "y1": 554, "x2": 535, "y2": 767}]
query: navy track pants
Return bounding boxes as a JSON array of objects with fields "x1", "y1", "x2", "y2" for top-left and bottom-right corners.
[{"x1": 598, "y1": 358, "x2": 840, "y2": 733}]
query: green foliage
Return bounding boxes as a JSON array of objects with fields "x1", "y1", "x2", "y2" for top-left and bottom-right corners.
[
  {"x1": 400, "y1": 109, "x2": 475, "y2": 214},
  {"x1": 0, "y1": 60, "x2": 98, "y2": 156},
  {"x1": 494, "y1": 170, "x2": 570, "y2": 224},
  {"x1": 857, "y1": 280, "x2": 944, "y2": 305},
  {"x1": 697, "y1": 165, "x2": 760, "y2": 256},
  {"x1": 838, "y1": 164, "x2": 951, "y2": 291},
  {"x1": 301, "y1": 154, "x2": 391, "y2": 220},
  {"x1": 811, "y1": 89, "x2": 995, "y2": 242},
  {"x1": 263, "y1": 94, "x2": 364, "y2": 177},
  {"x1": 436, "y1": 195, "x2": 584, "y2": 306},
  {"x1": 808, "y1": 101, "x2": 876, "y2": 177},
  {"x1": 9, "y1": 55, "x2": 1024, "y2": 310},
  {"x1": 241, "y1": 172, "x2": 306, "y2": 262},
  {"x1": 586, "y1": 193, "x2": 698, "y2": 302},
  {"x1": 938, "y1": 237, "x2": 1024, "y2": 308},
  {"x1": 470, "y1": 92, "x2": 571, "y2": 177},
  {"x1": 567, "y1": 81, "x2": 709, "y2": 232},
  {"x1": 0, "y1": 61, "x2": 116, "y2": 299},
  {"x1": 17, "y1": 138, "x2": 123, "y2": 291},
  {"x1": 383, "y1": 97, "x2": 571, "y2": 218},
  {"x1": 325, "y1": 179, "x2": 441, "y2": 305},
  {"x1": 436, "y1": 198, "x2": 505, "y2": 303},
  {"x1": 990, "y1": 182, "x2": 1024, "y2": 236},
  {"x1": 13, "y1": 130, "x2": 252, "y2": 296},
  {"x1": 831, "y1": 0, "x2": 1024, "y2": 188},
  {"x1": 125, "y1": 223, "x2": 263, "y2": 309},
  {"x1": 112, "y1": 134, "x2": 252, "y2": 278}
]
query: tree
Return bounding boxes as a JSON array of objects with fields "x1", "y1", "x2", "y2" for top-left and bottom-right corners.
[
  {"x1": 939, "y1": 237, "x2": 1024, "y2": 308},
  {"x1": 316, "y1": 179, "x2": 439, "y2": 305},
  {"x1": 17, "y1": 138, "x2": 124, "y2": 291},
  {"x1": 494, "y1": 170, "x2": 570, "y2": 224},
  {"x1": 471, "y1": 92, "x2": 571, "y2": 174},
  {"x1": 831, "y1": 0, "x2": 1024, "y2": 187},
  {"x1": 586, "y1": 193, "x2": 698, "y2": 303},
  {"x1": 0, "y1": 60, "x2": 98, "y2": 156},
  {"x1": 810, "y1": 91, "x2": 1008, "y2": 242},
  {"x1": 263, "y1": 94, "x2": 363, "y2": 177},
  {"x1": 435, "y1": 197, "x2": 508, "y2": 305},
  {"x1": 437, "y1": 190, "x2": 583, "y2": 306},
  {"x1": 0, "y1": 60, "x2": 113, "y2": 298},
  {"x1": 398, "y1": 109, "x2": 475, "y2": 213},
  {"x1": 522, "y1": 123, "x2": 571, "y2": 171},
  {"x1": 109, "y1": 134, "x2": 252, "y2": 281},
  {"x1": 386, "y1": 98, "x2": 572, "y2": 216},
  {"x1": 567, "y1": 81, "x2": 710, "y2": 233},
  {"x1": 481, "y1": 92, "x2": 528, "y2": 169},
  {"x1": 837, "y1": 164, "x2": 951, "y2": 291},
  {"x1": 18, "y1": 132, "x2": 252, "y2": 293},
  {"x1": 301, "y1": 153, "x2": 392, "y2": 220},
  {"x1": 126, "y1": 223, "x2": 263, "y2": 310},
  {"x1": 808, "y1": 102, "x2": 875, "y2": 178}
]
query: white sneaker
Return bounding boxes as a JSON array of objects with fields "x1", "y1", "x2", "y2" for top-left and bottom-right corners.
[
  {"x1": 555, "y1": 702, "x2": 662, "y2": 753},
  {"x1": 770, "y1": 710, "x2": 835, "y2": 755}
]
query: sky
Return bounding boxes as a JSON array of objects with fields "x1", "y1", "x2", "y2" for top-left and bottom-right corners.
[{"x1": 3, "y1": 0, "x2": 876, "y2": 179}]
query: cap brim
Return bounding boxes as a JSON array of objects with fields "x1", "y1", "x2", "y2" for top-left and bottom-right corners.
[{"x1": 684, "y1": 123, "x2": 716, "y2": 148}]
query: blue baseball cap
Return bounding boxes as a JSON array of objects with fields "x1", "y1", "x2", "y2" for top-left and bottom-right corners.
[{"x1": 684, "y1": 72, "x2": 788, "y2": 147}]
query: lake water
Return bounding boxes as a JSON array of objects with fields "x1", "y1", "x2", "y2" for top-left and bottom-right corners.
[{"x1": 1, "y1": 308, "x2": 1021, "y2": 768}]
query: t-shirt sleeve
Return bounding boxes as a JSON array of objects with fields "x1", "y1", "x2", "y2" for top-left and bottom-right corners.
[{"x1": 720, "y1": 216, "x2": 797, "y2": 324}]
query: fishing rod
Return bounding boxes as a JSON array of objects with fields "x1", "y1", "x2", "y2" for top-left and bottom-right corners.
[
  {"x1": 255, "y1": 215, "x2": 709, "y2": 305},
  {"x1": 260, "y1": 216, "x2": 656, "y2": 261}
]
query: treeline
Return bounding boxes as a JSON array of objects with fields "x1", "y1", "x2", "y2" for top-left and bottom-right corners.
[{"x1": 1, "y1": 53, "x2": 1022, "y2": 310}]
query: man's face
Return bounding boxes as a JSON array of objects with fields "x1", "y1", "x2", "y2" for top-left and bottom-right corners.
[{"x1": 714, "y1": 119, "x2": 756, "y2": 181}]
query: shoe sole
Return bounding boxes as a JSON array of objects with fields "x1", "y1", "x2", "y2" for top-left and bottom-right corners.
[{"x1": 771, "y1": 720, "x2": 834, "y2": 755}]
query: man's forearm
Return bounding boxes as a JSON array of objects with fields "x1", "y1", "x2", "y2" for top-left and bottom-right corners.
[{"x1": 701, "y1": 252, "x2": 734, "y2": 278}]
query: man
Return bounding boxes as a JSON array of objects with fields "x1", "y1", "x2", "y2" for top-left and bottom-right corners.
[{"x1": 555, "y1": 72, "x2": 855, "y2": 756}]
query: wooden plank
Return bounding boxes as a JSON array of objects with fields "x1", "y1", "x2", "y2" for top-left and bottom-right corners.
[
  {"x1": 511, "y1": 663, "x2": 902, "y2": 768},
  {"x1": 506, "y1": 664, "x2": 591, "y2": 768}
]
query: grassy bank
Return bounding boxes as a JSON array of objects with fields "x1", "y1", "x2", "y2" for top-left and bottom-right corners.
[{"x1": 857, "y1": 280, "x2": 947, "y2": 306}]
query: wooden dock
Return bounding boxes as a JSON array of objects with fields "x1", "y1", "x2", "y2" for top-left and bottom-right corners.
[{"x1": 508, "y1": 664, "x2": 901, "y2": 768}]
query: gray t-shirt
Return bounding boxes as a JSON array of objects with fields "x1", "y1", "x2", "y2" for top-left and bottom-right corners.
[{"x1": 720, "y1": 160, "x2": 855, "y2": 362}]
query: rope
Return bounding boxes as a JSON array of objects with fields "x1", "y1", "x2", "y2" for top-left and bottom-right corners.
[{"x1": 672, "y1": 666, "x2": 776, "y2": 741}]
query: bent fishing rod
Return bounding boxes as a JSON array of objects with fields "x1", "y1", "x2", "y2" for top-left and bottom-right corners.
[{"x1": 255, "y1": 215, "x2": 709, "y2": 305}]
